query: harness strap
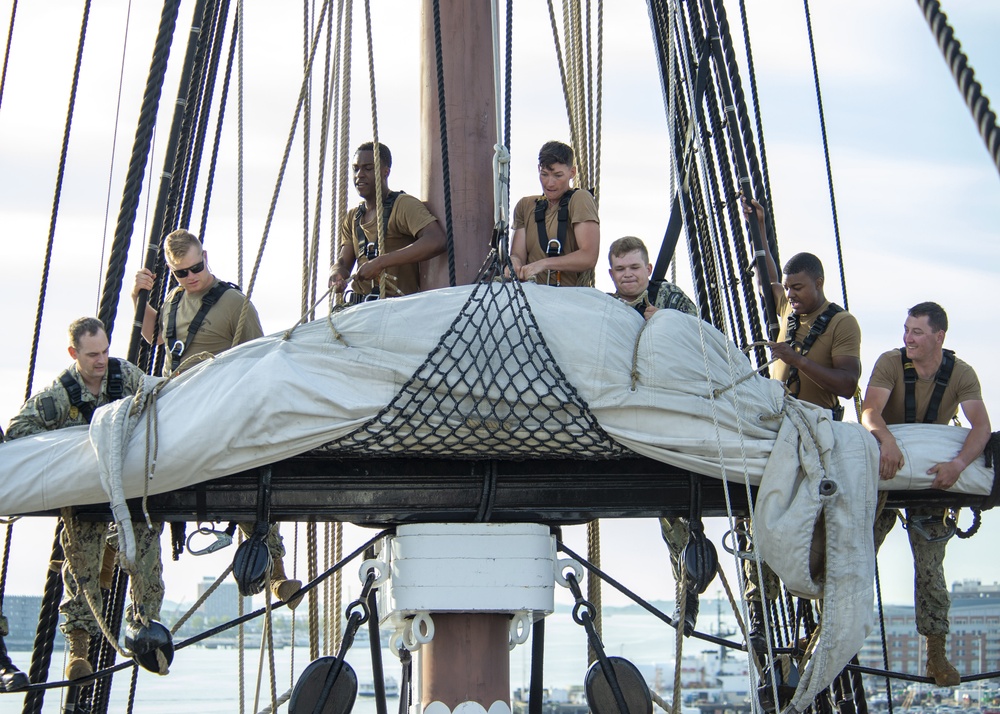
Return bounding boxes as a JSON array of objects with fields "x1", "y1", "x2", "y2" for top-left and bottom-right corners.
[
  {"x1": 901, "y1": 347, "x2": 956, "y2": 424},
  {"x1": 783, "y1": 303, "x2": 843, "y2": 396},
  {"x1": 353, "y1": 190, "x2": 401, "y2": 264},
  {"x1": 58, "y1": 370, "x2": 92, "y2": 423},
  {"x1": 166, "y1": 282, "x2": 237, "y2": 364},
  {"x1": 57, "y1": 358, "x2": 122, "y2": 424},
  {"x1": 533, "y1": 188, "x2": 578, "y2": 257}
]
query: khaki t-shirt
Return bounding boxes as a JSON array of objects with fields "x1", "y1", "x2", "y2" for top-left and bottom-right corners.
[
  {"x1": 868, "y1": 348, "x2": 982, "y2": 425},
  {"x1": 512, "y1": 189, "x2": 600, "y2": 287},
  {"x1": 160, "y1": 279, "x2": 264, "y2": 374},
  {"x1": 338, "y1": 193, "x2": 438, "y2": 297},
  {"x1": 771, "y1": 293, "x2": 861, "y2": 409}
]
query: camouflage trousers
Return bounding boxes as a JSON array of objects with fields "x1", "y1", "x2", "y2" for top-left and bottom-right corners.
[
  {"x1": 874, "y1": 504, "x2": 951, "y2": 636},
  {"x1": 237, "y1": 523, "x2": 287, "y2": 562},
  {"x1": 60, "y1": 519, "x2": 164, "y2": 637},
  {"x1": 659, "y1": 516, "x2": 780, "y2": 600}
]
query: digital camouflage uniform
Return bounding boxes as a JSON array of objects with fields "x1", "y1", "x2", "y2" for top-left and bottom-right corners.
[
  {"x1": 869, "y1": 349, "x2": 983, "y2": 637},
  {"x1": 6, "y1": 361, "x2": 164, "y2": 636}
]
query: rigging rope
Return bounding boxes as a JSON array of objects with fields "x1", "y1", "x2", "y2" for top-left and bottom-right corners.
[
  {"x1": 199, "y1": 1, "x2": 241, "y2": 244},
  {"x1": 23, "y1": 0, "x2": 92, "y2": 401},
  {"x1": 431, "y1": 0, "x2": 458, "y2": 287},
  {"x1": 802, "y1": 0, "x2": 849, "y2": 311},
  {"x1": 736, "y1": 0, "x2": 778, "y2": 251},
  {"x1": 237, "y1": 0, "x2": 245, "y2": 286},
  {"x1": 331, "y1": 0, "x2": 353, "y2": 269},
  {"x1": 0, "y1": 0, "x2": 15, "y2": 113},
  {"x1": 915, "y1": 0, "x2": 1000, "y2": 178},
  {"x1": 96, "y1": 0, "x2": 135, "y2": 313}
]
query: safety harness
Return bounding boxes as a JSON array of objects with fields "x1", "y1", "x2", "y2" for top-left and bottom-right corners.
[
  {"x1": 533, "y1": 188, "x2": 579, "y2": 285},
  {"x1": 900, "y1": 347, "x2": 956, "y2": 424},
  {"x1": 354, "y1": 190, "x2": 401, "y2": 263},
  {"x1": 54, "y1": 358, "x2": 124, "y2": 424},
  {"x1": 166, "y1": 281, "x2": 237, "y2": 365},
  {"x1": 784, "y1": 303, "x2": 844, "y2": 418}
]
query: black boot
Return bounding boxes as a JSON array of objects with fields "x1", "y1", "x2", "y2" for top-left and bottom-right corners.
[
  {"x1": 0, "y1": 635, "x2": 29, "y2": 692},
  {"x1": 747, "y1": 599, "x2": 768, "y2": 659},
  {"x1": 672, "y1": 590, "x2": 699, "y2": 637}
]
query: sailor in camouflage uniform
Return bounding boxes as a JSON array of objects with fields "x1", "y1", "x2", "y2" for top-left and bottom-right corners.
[
  {"x1": 862, "y1": 302, "x2": 991, "y2": 686},
  {"x1": 607, "y1": 236, "x2": 724, "y2": 635},
  {"x1": 5, "y1": 317, "x2": 164, "y2": 681}
]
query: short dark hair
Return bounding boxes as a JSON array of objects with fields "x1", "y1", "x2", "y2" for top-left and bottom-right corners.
[
  {"x1": 909, "y1": 301, "x2": 948, "y2": 333},
  {"x1": 783, "y1": 252, "x2": 824, "y2": 280},
  {"x1": 356, "y1": 141, "x2": 392, "y2": 168},
  {"x1": 608, "y1": 236, "x2": 649, "y2": 264},
  {"x1": 538, "y1": 141, "x2": 574, "y2": 170},
  {"x1": 69, "y1": 317, "x2": 106, "y2": 349}
]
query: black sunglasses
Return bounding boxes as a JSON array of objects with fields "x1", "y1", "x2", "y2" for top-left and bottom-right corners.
[{"x1": 171, "y1": 260, "x2": 205, "y2": 279}]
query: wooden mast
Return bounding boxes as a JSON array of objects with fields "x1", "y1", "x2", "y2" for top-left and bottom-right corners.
[
  {"x1": 420, "y1": 0, "x2": 497, "y2": 289},
  {"x1": 417, "y1": 2, "x2": 509, "y2": 709}
]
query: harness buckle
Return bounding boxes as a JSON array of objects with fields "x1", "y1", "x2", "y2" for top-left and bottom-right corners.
[
  {"x1": 546, "y1": 238, "x2": 562, "y2": 257},
  {"x1": 186, "y1": 525, "x2": 233, "y2": 556},
  {"x1": 170, "y1": 339, "x2": 185, "y2": 360},
  {"x1": 364, "y1": 243, "x2": 379, "y2": 260}
]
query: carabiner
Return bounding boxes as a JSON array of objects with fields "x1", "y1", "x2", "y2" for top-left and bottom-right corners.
[{"x1": 186, "y1": 525, "x2": 233, "y2": 556}]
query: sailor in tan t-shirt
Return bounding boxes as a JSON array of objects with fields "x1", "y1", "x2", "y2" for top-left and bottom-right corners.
[
  {"x1": 132, "y1": 230, "x2": 300, "y2": 610},
  {"x1": 330, "y1": 142, "x2": 446, "y2": 301},
  {"x1": 861, "y1": 301, "x2": 991, "y2": 686},
  {"x1": 133, "y1": 229, "x2": 262, "y2": 375},
  {"x1": 511, "y1": 140, "x2": 600, "y2": 287}
]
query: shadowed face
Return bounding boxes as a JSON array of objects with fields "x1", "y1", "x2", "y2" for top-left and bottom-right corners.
[
  {"x1": 782, "y1": 271, "x2": 824, "y2": 315},
  {"x1": 353, "y1": 150, "x2": 389, "y2": 201},
  {"x1": 538, "y1": 161, "x2": 575, "y2": 203},
  {"x1": 69, "y1": 329, "x2": 109, "y2": 386},
  {"x1": 168, "y1": 246, "x2": 211, "y2": 295}
]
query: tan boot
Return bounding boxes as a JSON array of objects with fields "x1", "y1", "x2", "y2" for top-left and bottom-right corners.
[
  {"x1": 65, "y1": 630, "x2": 93, "y2": 681},
  {"x1": 926, "y1": 634, "x2": 960, "y2": 686},
  {"x1": 269, "y1": 556, "x2": 303, "y2": 611}
]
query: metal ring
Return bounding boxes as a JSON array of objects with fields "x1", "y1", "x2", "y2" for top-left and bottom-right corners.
[
  {"x1": 359, "y1": 558, "x2": 389, "y2": 587},
  {"x1": 509, "y1": 611, "x2": 531, "y2": 648},
  {"x1": 345, "y1": 599, "x2": 370, "y2": 626},
  {"x1": 554, "y1": 558, "x2": 583, "y2": 588},
  {"x1": 402, "y1": 619, "x2": 422, "y2": 651},
  {"x1": 411, "y1": 612, "x2": 435, "y2": 645},
  {"x1": 571, "y1": 599, "x2": 597, "y2": 626}
]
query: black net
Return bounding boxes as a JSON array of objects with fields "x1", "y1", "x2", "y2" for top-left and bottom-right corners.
[{"x1": 320, "y1": 260, "x2": 626, "y2": 459}]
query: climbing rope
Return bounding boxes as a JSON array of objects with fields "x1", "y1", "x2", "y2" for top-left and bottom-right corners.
[
  {"x1": 23, "y1": 0, "x2": 92, "y2": 401},
  {"x1": 802, "y1": 0, "x2": 849, "y2": 310},
  {"x1": 916, "y1": 0, "x2": 1000, "y2": 177},
  {"x1": 362, "y1": 0, "x2": 389, "y2": 300}
]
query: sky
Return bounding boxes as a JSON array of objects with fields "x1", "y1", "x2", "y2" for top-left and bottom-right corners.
[{"x1": 0, "y1": 0, "x2": 998, "y2": 634}]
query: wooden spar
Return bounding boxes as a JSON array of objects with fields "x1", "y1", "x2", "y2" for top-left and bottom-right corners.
[
  {"x1": 416, "y1": 2, "x2": 509, "y2": 709},
  {"x1": 420, "y1": 0, "x2": 497, "y2": 289}
]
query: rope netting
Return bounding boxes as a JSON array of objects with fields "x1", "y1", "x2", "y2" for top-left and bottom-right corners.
[{"x1": 322, "y1": 272, "x2": 625, "y2": 459}]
